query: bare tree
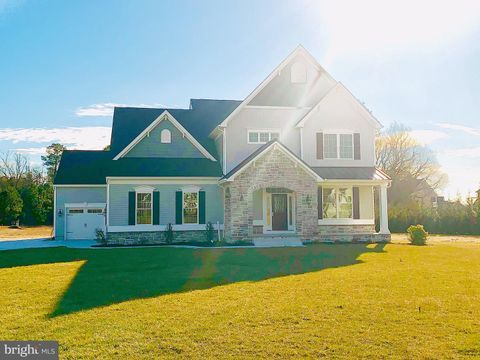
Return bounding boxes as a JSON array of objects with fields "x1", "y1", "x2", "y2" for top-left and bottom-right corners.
[
  {"x1": 0, "y1": 152, "x2": 30, "y2": 188},
  {"x1": 376, "y1": 123, "x2": 447, "y2": 191}
]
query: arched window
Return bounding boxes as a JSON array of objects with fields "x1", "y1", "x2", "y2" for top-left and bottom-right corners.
[
  {"x1": 290, "y1": 62, "x2": 307, "y2": 83},
  {"x1": 160, "y1": 129, "x2": 171, "y2": 143}
]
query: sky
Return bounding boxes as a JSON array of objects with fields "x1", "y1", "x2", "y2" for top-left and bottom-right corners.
[{"x1": 0, "y1": 0, "x2": 479, "y2": 198}]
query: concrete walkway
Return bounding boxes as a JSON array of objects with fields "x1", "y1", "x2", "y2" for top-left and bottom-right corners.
[{"x1": 0, "y1": 239, "x2": 96, "y2": 251}]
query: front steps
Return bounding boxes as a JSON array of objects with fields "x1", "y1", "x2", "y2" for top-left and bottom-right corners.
[{"x1": 253, "y1": 235, "x2": 304, "y2": 247}]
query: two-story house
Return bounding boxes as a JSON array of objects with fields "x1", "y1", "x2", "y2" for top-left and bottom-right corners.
[{"x1": 53, "y1": 46, "x2": 391, "y2": 244}]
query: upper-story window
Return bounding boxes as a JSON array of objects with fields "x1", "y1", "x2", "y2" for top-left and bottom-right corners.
[
  {"x1": 324, "y1": 133, "x2": 353, "y2": 159},
  {"x1": 290, "y1": 62, "x2": 307, "y2": 83},
  {"x1": 248, "y1": 130, "x2": 280, "y2": 144},
  {"x1": 160, "y1": 129, "x2": 171, "y2": 143}
]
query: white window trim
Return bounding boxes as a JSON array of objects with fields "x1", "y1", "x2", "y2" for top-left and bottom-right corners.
[
  {"x1": 323, "y1": 132, "x2": 354, "y2": 160},
  {"x1": 182, "y1": 189, "x2": 199, "y2": 225},
  {"x1": 160, "y1": 129, "x2": 171, "y2": 144},
  {"x1": 322, "y1": 186, "x2": 353, "y2": 220},
  {"x1": 135, "y1": 187, "x2": 153, "y2": 226},
  {"x1": 247, "y1": 129, "x2": 281, "y2": 144}
]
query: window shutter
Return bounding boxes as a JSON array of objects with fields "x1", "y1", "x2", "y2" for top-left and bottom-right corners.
[
  {"x1": 316, "y1": 133, "x2": 324, "y2": 159},
  {"x1": 354, "y1": 133, "x2": 361, "y2": 160},
  {"x1": 353, "y1": 187, "x2": 360, "y2": 219},
  {"x1": 199, "y1": 191, "x2": 206, "y2": 224},
  {"x1": 318, "y1": 186, "x2": 323, "y2": 219},
  {"x1": 175, "y1": 191, "x2": 183, "y2": 224},
  {"x1": 128, "y1": 191, "x2": 136, "y2": 225},
  {"x1": 153, "y1": 191, "x2": 160, "y2": 225}
]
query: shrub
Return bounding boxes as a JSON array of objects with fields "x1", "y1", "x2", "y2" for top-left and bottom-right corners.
[
  {"x1": 95, "y1": 228, "x2": 107, "y2": 245},
  {"x1": 205, "y1": 222, "x2": 215, "y2": 244},
  {"x1": 164, "y1": 223, "x2": 174, "y2": 244},
  {"x1": 407, "y1": 224, "x2": 428, "y2": 245}
]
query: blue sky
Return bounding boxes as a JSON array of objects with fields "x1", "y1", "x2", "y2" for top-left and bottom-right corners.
[{"x1": 0, "y1": 0, "x2": 479, "y2": 197}]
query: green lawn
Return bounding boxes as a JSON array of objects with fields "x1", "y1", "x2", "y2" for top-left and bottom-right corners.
[{"x1": 0, "y1": 243, "x2": 479, "y2": 359}]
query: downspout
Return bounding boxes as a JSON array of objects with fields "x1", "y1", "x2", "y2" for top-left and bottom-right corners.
[
  {"x1": 53, "y1": 186, "x2": 56, "y2": 239},
  {"x1": 299, "y1": 126, "x2": 304, "y2": 160}
]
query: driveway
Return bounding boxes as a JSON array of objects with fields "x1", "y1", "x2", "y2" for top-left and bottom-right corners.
[{"x1": 0, "y1": 239, "x2": 96, "y2": 251}]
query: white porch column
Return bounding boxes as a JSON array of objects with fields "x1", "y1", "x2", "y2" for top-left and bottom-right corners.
[{"x1": 379, "y1": 183, "x2": 390, "y2": 234}]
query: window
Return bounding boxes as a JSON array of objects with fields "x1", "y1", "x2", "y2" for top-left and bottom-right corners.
[
  {"x1": 324, "y1": 134, "x2": 337, "y2": 158},
  {"x1": 68, "y1": 209, "x2": 84, "y2": 214},
  {"x1": 87, "y1": 208, "x2": 103, "y2": 214},
  {"x1": 183, "y1": 192, "x2": 198, "y2": 224},
  {"x1": 160, "y1": 129, "x2": 171, "y2": 143},
  {"x1": 136, "y1": 192, "x2": 152, "y2": 224},
  {"x1": 324, "y1": 133, "x2": 353, "y2": 159},
  {"x1": 247, "y1": 130, "x2": 280, "y2": 144},
  {"x1": 323, "y1": 187, "x2": 353, "y2": 219}
]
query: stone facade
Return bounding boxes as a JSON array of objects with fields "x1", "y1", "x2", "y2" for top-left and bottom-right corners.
[
  {"x1": 223, "y1": 146, "x2": 319, "y2": 241},
  {"x1": 106, "y1": 230, "x2": 219, "y2": 245},
  {"x1": 312, "y1": 224, "x2": 390, "y2": 243}
]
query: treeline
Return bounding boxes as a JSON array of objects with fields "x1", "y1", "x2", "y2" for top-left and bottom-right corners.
[
  {"x1": 388, "y1": 200, "x2": 480, "y2": 235},
  {"x1": 376, "y1": 123, "x2": 480, "y2": 235},
  {"x1": 0, "y1": 144, "x2": 64, "y2": 226}
]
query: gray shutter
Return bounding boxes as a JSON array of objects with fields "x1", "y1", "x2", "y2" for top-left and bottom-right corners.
[
  {"x1": 353, "y1": 187, "x2": 360, "y2": 219},
  {"x1": 318, "y1": 186, "x2": 323, "y2": 219},
  {"x1": 199, "y1": 191, "x2": 206, "y2": 224},
  {"x1": 354, "y1": 133, "x2": 361, "y2": 160},
  {"x1": 316, "y1": 133, "x2": 323, "y2": 159}
]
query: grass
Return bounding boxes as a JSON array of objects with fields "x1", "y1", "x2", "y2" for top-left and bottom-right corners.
[
  {"x1": 0, "y1": 225, "x2": 53, "y2": 240},
  {"x1": 0, "y1": 242, "x2": 479, "y2": 359}
]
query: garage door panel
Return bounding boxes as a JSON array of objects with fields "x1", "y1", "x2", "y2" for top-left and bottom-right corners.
[{"x1": 66, "y1": 208, "x2": 105, "y2": 240}]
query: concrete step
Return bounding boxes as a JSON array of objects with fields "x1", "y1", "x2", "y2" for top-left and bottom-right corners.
[{"x1": 253, "y1": 237, "x2": 304, "y2": 247}]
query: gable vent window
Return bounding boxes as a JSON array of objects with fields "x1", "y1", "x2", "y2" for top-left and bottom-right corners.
[
  {"x1": 248, "y1": 130, "x2": 280, "y2": 144},
  {"x1": 290, "y1": 62, "x2": 307, "y2": 83},
  {"x1": 160, "y1": 129, "x2": 171, "y2": 143},
  {"x1": 323, "y1": 133, "x2": 353, "y2": 159}
]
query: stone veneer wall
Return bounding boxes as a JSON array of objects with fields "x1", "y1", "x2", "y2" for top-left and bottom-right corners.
[
  {"x1": 223, "y1": 146, "x2": 319, "y2": 241},
  {"x1": 311, "y1": 224, "x2": 390, "y2": 243},
  {"x1": 107, "y1": 230, "x2": 219, "y2": 245}
]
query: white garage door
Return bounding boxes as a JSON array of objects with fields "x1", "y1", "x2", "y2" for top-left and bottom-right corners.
[{"x1": 66, "y1": 207, "x2": 105, "y2": 240}]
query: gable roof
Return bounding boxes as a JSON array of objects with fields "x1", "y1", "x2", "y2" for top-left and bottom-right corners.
[
  {"x1": 221, "y1": 140, "x2": 322, "y2": 181},
  {"x1": 211, "y1": 45, "x2": 335, "y2": 133},
  {"x1": 113, "y1": 110, "x2": 216, "y2": 161},
  {"x1": 295, "y1": 83, "x2": 383, "y2": 129},
  {"x1": 110, "y1": 99, "x2": 241, "y2": 158},
  {"x1": 54, "y1": 150, "x2": 223, "y2": 185}
]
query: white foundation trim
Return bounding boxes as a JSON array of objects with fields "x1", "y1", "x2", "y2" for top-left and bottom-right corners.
[{"x1": 318, "y1": 219, "x2": 374, "y2": 225}]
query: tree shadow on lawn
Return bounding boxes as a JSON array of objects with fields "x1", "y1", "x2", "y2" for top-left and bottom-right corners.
[{"x1": 0, "y1": 243, "x2": 385, "y2": 317}]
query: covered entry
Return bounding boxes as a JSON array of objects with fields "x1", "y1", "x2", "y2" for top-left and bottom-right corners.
[
  {"x1": 253, "y1": 188, "x2": 295, "y2": 234},
  {"x1": 65, "y1": 203, "x2": 106, "y2": 240}
]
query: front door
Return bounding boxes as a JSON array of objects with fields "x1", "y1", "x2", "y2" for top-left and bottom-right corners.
[{"x1": 272, "y1": 194, "x2": 288, "y2": 231}]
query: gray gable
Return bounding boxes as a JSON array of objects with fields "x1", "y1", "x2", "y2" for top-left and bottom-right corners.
[
  {"x1": 110, "y1": 99, "x2": 241, "y2": 158},
  {"x1": 124, "y1": 118, "x2": 204, "y2": 158}
]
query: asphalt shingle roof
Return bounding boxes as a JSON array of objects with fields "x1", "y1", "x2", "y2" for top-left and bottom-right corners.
[{"x1": 54, "y1": 99, "x2": 240, "y2": 184}]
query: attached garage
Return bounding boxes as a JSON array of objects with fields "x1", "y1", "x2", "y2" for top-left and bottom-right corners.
[{"x1": 65, "y1": 203, "x2": 106, "y2": 240}]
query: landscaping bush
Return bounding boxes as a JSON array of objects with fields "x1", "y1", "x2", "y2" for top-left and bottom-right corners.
[
  {"x1": 407, "y1": 224, "x2": 428, "y2": 245},
  {"x1": 205, "y1": 222, "x2": 215, "y2": 243},
  {"x1": 95, "y1": 228, "x2": 107, "y2": 245},
  {"x1": 164, "y1": 223, "x2": 174, "y2": 244}
]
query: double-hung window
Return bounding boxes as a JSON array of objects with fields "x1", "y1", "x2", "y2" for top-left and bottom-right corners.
[
  {"x1": 183, "y1": 191, "x2": 199, "y2": 224},
  {"x1": 322, "y1": 187, "x2": 353, "y2": 219},
  {"x1": 324, "y1": 133, "x2": 353, "y2": 159},
  {"x1": 248, "y1": 130, "x2": 280, "y2": 144},
  {"x1": 136, "y1": 192, "x2": 152, "y2": 224}
]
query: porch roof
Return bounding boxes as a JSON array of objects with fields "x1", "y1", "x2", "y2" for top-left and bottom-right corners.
[{"x1": 311, "y1": 167, "x2": 390, "y2": 180}]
